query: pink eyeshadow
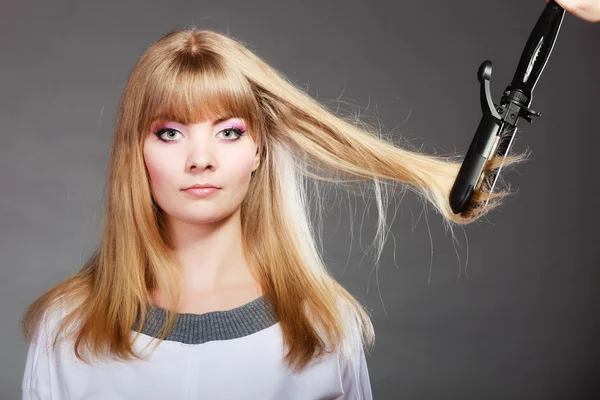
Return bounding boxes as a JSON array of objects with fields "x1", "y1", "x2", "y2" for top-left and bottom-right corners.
[{"x1": 230, "y1": 122, "x2": 246, "y2": 131}]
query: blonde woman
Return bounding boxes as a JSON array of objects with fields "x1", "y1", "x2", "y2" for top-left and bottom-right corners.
[{"x1": 21, "y1": 20, "x2": 549, "y2": 400}]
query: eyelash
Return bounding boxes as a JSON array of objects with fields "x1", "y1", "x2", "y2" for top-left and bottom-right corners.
[{"x1": 152, "y1": 127, "x2": 246, "y2": 143}]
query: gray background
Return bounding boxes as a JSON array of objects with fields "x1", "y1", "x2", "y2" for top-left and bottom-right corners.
[{"x1": 1, "y1": 0, "x2": 599, "y2": 399}]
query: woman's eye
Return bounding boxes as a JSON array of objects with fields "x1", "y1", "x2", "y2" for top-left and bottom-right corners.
[
  {"x1": 153, "y1": 128, "x2": 181, "y2": 142},
  {"x1": 218, "y1": 127, "x2": 245, "y2": 141}
]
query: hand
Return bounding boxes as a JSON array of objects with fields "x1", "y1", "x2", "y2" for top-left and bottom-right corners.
[{"x1": 549, "y1": 0, "x2": 600, "y2": 22}]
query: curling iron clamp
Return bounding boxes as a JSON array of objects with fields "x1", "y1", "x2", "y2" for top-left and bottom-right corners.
[{"x1": 450, "y1": 1, "x2": 566, "y2": 214}]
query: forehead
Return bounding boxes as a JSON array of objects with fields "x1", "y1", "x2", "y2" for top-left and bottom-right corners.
[{"x1": 139, "y1": 51, "x2": 262, "y2": 135}]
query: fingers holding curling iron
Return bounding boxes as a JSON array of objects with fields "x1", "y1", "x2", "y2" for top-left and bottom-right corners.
[{"x1": 550, "y1": 0, "x2": 600, "y2": 22}]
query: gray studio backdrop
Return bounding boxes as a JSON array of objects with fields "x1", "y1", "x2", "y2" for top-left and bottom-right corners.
[{"x1": 1, "y1": 0, "x2": 599, "y2": 399}]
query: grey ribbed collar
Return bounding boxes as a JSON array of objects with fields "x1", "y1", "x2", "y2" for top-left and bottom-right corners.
[{"x1": 134, "y1": 296, "x2": 279, "y2": 344}]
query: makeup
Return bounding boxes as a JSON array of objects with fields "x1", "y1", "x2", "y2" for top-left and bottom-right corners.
[
  {"x1": 182, "y1": 187, "x2": 220, "y2": 198},
  {"x1": 150, "y1": 119, "x2": 246, "y2": 143}
]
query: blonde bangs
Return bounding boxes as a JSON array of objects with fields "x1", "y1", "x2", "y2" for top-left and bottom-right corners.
[{"x1": 139, "y1": 50, "x2": 264, "y2": 145}]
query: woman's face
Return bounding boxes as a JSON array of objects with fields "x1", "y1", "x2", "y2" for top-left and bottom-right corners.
[{"x1": 143, "y1": 117, "x2": 260, "y2": 224}]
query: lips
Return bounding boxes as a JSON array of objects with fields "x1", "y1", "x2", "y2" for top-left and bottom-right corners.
[
  {"x1": 183, "y1": 184, "x2": 219, "y2": 190},
  {"x1": 182, "y1": 185, "x2": 220, "y2": 198}
]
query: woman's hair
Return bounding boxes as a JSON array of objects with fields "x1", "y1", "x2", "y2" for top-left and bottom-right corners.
[{"x1": 21, "y1": 28, "x2": 527, "y2": 373}]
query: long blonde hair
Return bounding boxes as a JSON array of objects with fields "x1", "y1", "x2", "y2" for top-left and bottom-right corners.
[{"x1": 21, "y1": 28, "x2": 527, "y2": 373}]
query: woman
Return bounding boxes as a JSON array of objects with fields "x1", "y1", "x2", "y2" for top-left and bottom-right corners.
[{"x1": 20, "y1": 2, "x2": 597, "y2": 399}]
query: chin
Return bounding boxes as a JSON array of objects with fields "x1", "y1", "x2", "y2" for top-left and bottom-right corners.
[{"x1": 178, "y1": 207, "x2": 240, "y2": 224}]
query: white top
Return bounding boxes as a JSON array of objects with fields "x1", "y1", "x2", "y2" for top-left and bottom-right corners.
[{"x1": 21, "y1": 296, "x2": 373, "y2": 399}]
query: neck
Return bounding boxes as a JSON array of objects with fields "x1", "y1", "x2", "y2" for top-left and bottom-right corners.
[{"x1": 163, "y1": 206, "x2": 255, "y2": 293}]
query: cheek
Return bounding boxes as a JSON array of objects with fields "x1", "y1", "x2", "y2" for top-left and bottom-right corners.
[
  {"x1": 144, "y1": 152, "x2": 161, "y2": 185},
  {"x1": 145, "y1": 160, "x2": 163, "y2": 186},
  {"x1": 143, "y1": 145, "x2": 174, "y2": 189},
  {"x1": 227, "y1": 147, "x2": 257, "y2": 183}
]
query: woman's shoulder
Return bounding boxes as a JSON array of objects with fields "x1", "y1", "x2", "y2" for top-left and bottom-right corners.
[{"x1": 31, "y1": 295, "x2": 81, "y2": 349}]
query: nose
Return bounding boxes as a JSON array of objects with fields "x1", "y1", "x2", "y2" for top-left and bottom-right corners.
[{"x1": 185, "y1": 125, "x2": 216, "y2": 172}]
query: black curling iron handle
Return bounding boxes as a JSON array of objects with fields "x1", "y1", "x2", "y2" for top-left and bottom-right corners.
[{"x1": 508, "y1": 0, "x2": 566, "y2": 103}]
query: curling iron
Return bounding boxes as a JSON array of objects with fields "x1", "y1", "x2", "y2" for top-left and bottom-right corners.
[{"x1": 449, "y1": 1, "x2": 566, "y2": 214}]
